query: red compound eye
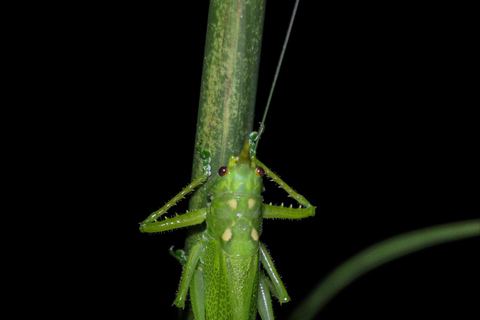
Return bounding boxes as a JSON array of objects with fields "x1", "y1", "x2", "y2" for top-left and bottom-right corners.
[
  {"x1": 219, "y1": 166, "x2": 228, "y2": 176},
  {"x1": 256, "y1": 166, "x2": 265, "y2": 177}
]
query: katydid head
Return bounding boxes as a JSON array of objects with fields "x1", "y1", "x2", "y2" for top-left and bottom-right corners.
[{"x1": 210, "y1": 136, "x2": 264, "y2": 197}]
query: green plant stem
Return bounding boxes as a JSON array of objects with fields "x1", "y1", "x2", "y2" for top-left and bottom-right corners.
[
  {"x1": 288, "y1": 219, "x2": 480, "y2": 320},
  {"x1": 181, "y1": 1, "x2": 266, "y2": 319}
]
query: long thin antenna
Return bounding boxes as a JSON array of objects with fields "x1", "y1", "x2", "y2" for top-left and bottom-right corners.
[{"x1": 254, "y1": 0, "x2": 300, "y2": 152}]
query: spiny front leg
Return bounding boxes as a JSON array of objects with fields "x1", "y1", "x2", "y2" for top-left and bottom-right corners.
[
  {"x1": 140, "y1": 173, "x2": 209, "y2": 226},
  {"x1": 139, "y1": 208, "x2": 208, "y2": 233},
  {"x1": 262, "y1": 203, "x2": 315, "y2": 219},
  {"x1": 255, "y1": 159, "x2": 316, "y2": 219},
  {"x1": 139, "y1": 144, "x2": 211, "y2": 225}
]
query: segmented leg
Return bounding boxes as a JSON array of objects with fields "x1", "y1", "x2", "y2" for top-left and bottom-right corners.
[
  {"x1": 173, "y1": 242, "x2": 204, "y2": 309},
  {"x1": 139, "y1": 208, "x2": 207, "y2": 233},
  {"x1": 255, "y1": 159, "x2": 314, "y2": 208},
  {"x1": 169, "y1": 246, "x2": 205, "y2": 319},
  {"x1": 257, "y1": 271, "x2": 274, "y2": 320},
  {"x1": 190, "y1": 269, "x2": 205, "y2": 320},
  {"x1": 139, "y1": 145, "x2": 211, "y2": 227},
  {"x1": 262, "y1": 203, "x2": 314, "y2": 219},
  {"x1": 169, "y1": 246, "x2": 205, "y2": 317},
  {"x1": 139, "y1": 173, "x2": 209, "y2": 226},
  {"x1": 255, "y1": 159, "x2": 316, "y2": 219},
  {"x1": 259, "y1": 242, "x2": 290, "y2": 304}
]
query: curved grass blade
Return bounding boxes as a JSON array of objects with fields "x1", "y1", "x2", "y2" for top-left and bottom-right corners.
[{"x1": 288, "y1": 219, "x2": 480, "y2": 320}]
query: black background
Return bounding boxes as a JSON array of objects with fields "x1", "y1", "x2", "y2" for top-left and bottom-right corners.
[{"x1": 49, "y1": 1, "x2": 478, "y2": 319}]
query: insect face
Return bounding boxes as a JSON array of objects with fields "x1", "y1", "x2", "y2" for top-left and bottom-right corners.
[{"x1": 210, "y1": 140, "x2": 264, "y2": 198}]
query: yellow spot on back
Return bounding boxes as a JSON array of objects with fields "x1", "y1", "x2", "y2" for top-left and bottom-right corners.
[
  {"x1": 248, "y1": 198, "x2": 256, "y2": 209},
  {"x1": 251, "y1": 228, "x2": 259, "y2": 241},
  {"x1": 222, "y1": 228, "x2": 232, "y2": 241},
  {"x1": 227, "y1": 199, "x2": 237, "y2": 209}
]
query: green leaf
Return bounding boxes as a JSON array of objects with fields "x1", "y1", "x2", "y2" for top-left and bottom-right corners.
[{"x1": 288, "y1": 219, "x2": 480, "y2": 320}]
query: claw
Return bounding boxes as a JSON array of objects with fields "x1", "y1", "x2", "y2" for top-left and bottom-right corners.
[{"x1": 169, "y1": 246, "x2": 188, "y2": 266}]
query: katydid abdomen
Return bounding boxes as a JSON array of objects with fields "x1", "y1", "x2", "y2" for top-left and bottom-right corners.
[{"x1": 204, "y1": 240, "x2": 259, "y2": 320}]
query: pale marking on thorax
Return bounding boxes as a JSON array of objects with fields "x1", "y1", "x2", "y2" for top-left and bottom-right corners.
[
  {"x1": 227, "y1": 199, "x2": 238, "y2": 209},
  {"x1": 251, "y1": 228, "x2": 259, "y2": 241},
  {"x1": 222, "y1": 228, "x2": 232, "y2": 241}
]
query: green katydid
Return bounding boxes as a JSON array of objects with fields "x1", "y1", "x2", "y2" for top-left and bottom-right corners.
[{"x1": 139, "y1": 1, "x2": 314, "y2": 319}]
